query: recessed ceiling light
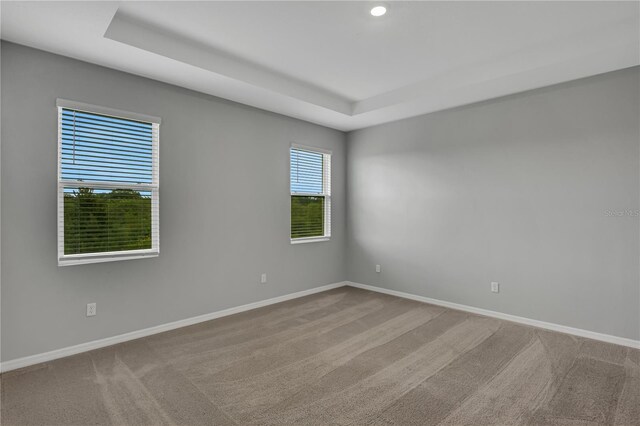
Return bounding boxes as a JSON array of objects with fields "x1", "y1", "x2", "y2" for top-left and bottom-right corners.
[{"x1": 370, "y1": 6, "x2": 387, "y2": 17}]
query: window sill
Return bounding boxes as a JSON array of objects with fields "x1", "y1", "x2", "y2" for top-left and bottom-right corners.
[
  {"x1": 58, "y1": 251, "x2": 158, "y2": 266},
  {"x1": 290, "y1": 237, "x2": 330, "y2": 245}
]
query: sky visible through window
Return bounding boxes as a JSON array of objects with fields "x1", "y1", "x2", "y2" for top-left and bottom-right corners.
[
  {"x1": 290, "y1": 148, "x2": 323, "y2": 194},
  {"x1": 61, "y1": 108, "x2": 153, "y2": 190}
]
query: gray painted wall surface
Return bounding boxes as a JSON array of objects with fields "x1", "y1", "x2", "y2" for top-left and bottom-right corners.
[
  {"x1": 1, "y1": 42, "x2": 347, "y2": 361},
  {"x1": 347, "y1": 68, "x2": 640, "y2": 340},
  {"x1": 2, "y1": 42, "x2": 639, "y2": 362}
]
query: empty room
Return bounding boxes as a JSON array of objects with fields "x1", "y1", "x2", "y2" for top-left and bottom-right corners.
[{"x1": 1, "y1": 1, "x2": 639, "y2": 425}]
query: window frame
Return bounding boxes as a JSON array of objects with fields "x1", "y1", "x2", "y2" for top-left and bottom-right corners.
[
  {"x1": 56, "y1": 99, "x2": 161, "y2": 266},
  {"x1": 289, "y1": 143, "x2": 331, "y2": 244}
]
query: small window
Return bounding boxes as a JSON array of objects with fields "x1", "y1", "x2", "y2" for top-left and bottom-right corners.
[
  {"x1": 57, "y1": 100, "x2": 160, "y2": 266},
  {"x1": 290, "y1": 144, "x2": 331, "y2": 243}
]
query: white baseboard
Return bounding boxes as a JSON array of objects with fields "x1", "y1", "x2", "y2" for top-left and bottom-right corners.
[
  {"x1": 347, "y1": 282, "x2": 640, "y2": 349},
  {"x1": 0, "y1": 281, "x2": 348, "y2": 373},
  {"x1": 3, "y1": 280, "x2": 637, "y2": 373}
]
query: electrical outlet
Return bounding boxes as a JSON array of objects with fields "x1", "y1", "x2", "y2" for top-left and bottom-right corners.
[
  {"x1": 491, "y1": 282, "x2": 500, "y2": 293},
  {"x1": 261, "y1": 273, "x2": 267, "y2": 284},
  {"x1": 376, "y1": 264, "x2": 381, "y2": 273},
  {"x1": 86, "y1": 302, "x2": 97, "y2": 317}
]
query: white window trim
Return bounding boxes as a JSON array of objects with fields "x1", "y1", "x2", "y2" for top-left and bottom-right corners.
[
  {"x1": 56, "y1": 99, "x2": 162, "y2": 124},
  {"x1": 290, "y1": 143, "x2": 331, "y2": 244},
  {"x1": 290, "y1": 237, "x2": 331, "y2": 245},
  {"x1": 56, "y1": 99, "x2": 160, "y2": 266}
]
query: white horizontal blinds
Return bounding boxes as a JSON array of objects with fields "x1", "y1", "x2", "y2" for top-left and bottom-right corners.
[
  {"x1": 323, "y1": 150, "x2": 331, "y2": 238},
  {"x1": 60, "y1": 109, "x2": 154, "y2": 184},
  {"x1": 291, "y1": 148, "x2": 324, "y2": 195},
  {"x1": 58, "y1": 105, "x2": 159, "y2": 264},
  {"x1": 290, "y1": 146, "x2": 331, "y2": 239},
  {"x1": 62, "y1": 188, "x2": 153, "y2": 254},
  {"x1": 151, "y1": 122, "x2": 159, "y2": 253}
]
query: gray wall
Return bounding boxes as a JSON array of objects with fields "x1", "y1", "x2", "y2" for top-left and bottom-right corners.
[
  {"x1": 2, "y1": 42, "x2": 639, "y2": 363},
  {"x1": 1, "y1": 42, "x2": 347, "y2": 361},
  {"x1": 347, "y1": 67, "x2": 640, "y2": 340}
]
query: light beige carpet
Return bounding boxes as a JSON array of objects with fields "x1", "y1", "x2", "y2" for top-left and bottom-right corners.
[{"x1": 1, "y1": 287, "x2": 638, "y2": 425}]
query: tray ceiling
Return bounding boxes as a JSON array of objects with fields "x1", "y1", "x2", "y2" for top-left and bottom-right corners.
[{"x1": 2, "y1": 1, "x2": 638, "y2": 131}]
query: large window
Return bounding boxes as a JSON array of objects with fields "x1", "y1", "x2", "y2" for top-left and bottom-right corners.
[
  {"x1": 290, "y1": 144, "x2": 331, "y2": 243},
  {"x1": 57, "y1": 100, "x2": 160, "y2": 266}
]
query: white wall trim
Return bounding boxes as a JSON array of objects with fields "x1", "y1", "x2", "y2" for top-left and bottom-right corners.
[
  {"x1": 0, "y1": 281, "x2": 348, "y2": 373},
  {"x1": 347, "y1": 282, "x2": 640, "y2": 349},
  {"x1": 4, "y1": 280, "x2": 637, "y2": 373},
  {"x1": 56, "y1": 98, "x2": 162, "y2": 124}
]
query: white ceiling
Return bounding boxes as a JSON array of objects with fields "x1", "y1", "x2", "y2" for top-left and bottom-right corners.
[{"x1": 2, "y1": 1, "x2": 638, "y2": 131}]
